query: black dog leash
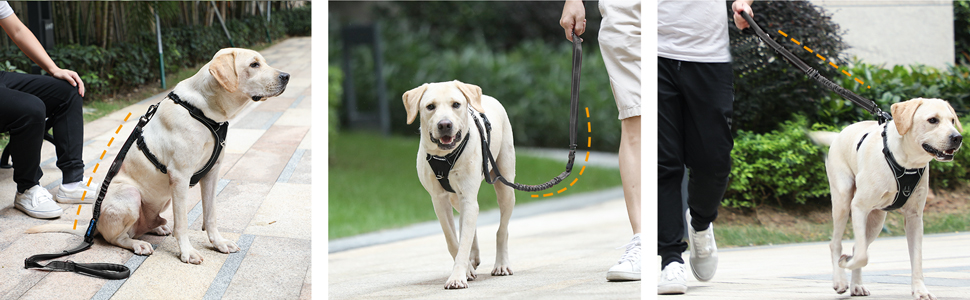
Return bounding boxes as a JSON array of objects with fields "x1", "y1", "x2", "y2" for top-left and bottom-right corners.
[
  {"x1": 740, "y1": 11, "x2": 892, "y2": 124},
  {"x1": 23, "y1": 104, "x2": 162, "y2": 280},
  {"x1": 470, "y1": 32, "x2": 582, "y2": 192}
]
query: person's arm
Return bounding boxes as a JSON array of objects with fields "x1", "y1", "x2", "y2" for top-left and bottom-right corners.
[
  {"x1": 559, "y1": 0, "x2": 585, "y2": 42},
  {"x1": 0, "y1": 14, "x2": 85, "y2": 96},
  {"x1": 732, "y1": 0, "x2": 755, "y2": 30}
]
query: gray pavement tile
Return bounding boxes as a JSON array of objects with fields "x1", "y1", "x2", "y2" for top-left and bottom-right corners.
[
  {"x1": 300, "y1": 261, "x2": 312, "y2": 300},
  {"x1": 231, "y1": 111, "x2": 284, "y2": 130},
  {"x1": 221, "y1": 235, "x2": 311, "y2": 300},
  {"x1": 243, "y1": 182, "x2": 311, "y2": 240},
  {"x1": 287, "y1": 150, "x2": 312, "y2": 185},
  {"x1": 254, "y1": 96, "x2": 297, "y2": 112},
  {"x1": 189, "y1": 181, "x2": 274, "y2": 233},
  {"x1": 203, "y1": 234, "x2": 256, "y2": 300}
]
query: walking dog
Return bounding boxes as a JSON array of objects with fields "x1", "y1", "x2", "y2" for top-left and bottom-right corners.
[
  {"x1": 811, "y1": 98, "x2": 962, "y2": 300},
  {"x1": 403, "y1": 80, "x2": 516, "y2": 289}
]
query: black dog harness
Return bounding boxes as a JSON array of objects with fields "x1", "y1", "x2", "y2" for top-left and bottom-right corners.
[
  {"x1": 426, "y1": 130, "x2": 472, "y2": 193},
  {"x1": 880, "y1": 124, "x2": 926, "y2": 211},
  {"x1": 138, "y1": 92, "x2": 228, "y2": 186}
]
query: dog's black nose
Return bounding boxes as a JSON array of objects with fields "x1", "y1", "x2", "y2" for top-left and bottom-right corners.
[
  {"x1": 279, "y1": 72, "x2": 290, "y2": 85},
  {"x1": 437, "y1": 120, "x2": 452, "y2": 131},
  {"x1": 952, "y1": 134, "x2": 963, "y2": 145}
]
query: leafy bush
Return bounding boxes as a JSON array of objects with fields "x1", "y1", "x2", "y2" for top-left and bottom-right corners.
[
  {"x1": 330, "y1": 65, "x2": 343, "y2": 136},
  {"x1": 724, "y1": 116, "x2": 831, "y2": 208},
  {"x1": 276, "y1": 5, "x2": 311, "y2": 36},
  {"x1": 955, "y1": 1, "x2": 970, "y2": 64},
  {"x1": 332, "y1": 19, "x2": 621, "y2": 151},
  {"x1": 729, "y1": 1, "x2": 848, "y2": 134},
  {"x1": 815, "y1": 62, "x2": 970, "y2": 126}
]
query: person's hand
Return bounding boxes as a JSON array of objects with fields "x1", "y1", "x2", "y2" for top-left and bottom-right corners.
[
  {"x1": 50, "y1": 68, "x2": 85, "y2": 97},
  {"x1": 732, "y1": 0, "x2": 754, "y2": 30},
  {"x1": 559, "y1": 0, "x2": 585, "y2": 42}
]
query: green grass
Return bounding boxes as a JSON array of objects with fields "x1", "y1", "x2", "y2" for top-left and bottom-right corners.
[
  {"x1": 328, "y1": 131, "x2": 623, "y2": 239},
  {"x1": 715, "y1": 209, "x2": 970, "y2": 248}
]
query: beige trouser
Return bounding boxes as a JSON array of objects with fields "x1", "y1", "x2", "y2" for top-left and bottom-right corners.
[{"x1": 599, "y1": 0, "x2": 641, "y2": 120}]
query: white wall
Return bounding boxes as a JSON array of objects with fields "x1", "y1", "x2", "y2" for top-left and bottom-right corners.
[{"x1": 810, "y1": 0, "x2": 954, "y2": 69}]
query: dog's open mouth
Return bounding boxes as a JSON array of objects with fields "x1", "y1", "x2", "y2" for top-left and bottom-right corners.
[
  {"x1": 923, "y1": 143, "x2": 958, "y2": 161},
  {"x1": 431, "y1": 130, "x2": 462, "y2": 150}
]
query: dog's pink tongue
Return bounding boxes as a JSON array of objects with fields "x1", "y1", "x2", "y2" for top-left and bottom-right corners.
[{"x1": 441, "y1": 136, "x2": 453, "y2": 144}]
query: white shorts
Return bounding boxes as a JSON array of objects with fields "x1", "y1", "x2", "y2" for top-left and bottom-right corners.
[{"x1": 598, "y1": 0, "x2": 641, "y2": 120}]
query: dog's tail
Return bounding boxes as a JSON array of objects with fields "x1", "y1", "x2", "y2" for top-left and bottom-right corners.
[
  {"x1": 807, "y1": 131, "x2": 839, "y2": 147},
  {"x1": 25, "y1": 222, "x2": 87, "y2": 236}
]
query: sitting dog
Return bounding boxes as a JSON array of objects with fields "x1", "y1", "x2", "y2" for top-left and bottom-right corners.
[
  {"x1": 403, "y1": 80, "x2": 516, "y2": 289},
  {"x1": 811, "y1": 98, "x2": 962, "y2": 300},
  {"x1": 28, "y1": 48, "x2": 289, "y2": 264}
]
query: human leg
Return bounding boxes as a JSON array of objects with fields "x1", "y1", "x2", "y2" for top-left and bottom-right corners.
[{"x1": 619, "y1": 116, "x2": 640, "y2": 234}]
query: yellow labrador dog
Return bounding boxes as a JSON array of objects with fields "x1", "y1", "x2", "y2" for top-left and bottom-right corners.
[
  {"x1": 403, "y1": 80, "x2": 516, "y2": 289},
  {"x1": 28, "y1": 48, "x2": 289, "y2": 264},
  {"x1": 811, "y1": 98, "x2": 962, "y2": 300}
]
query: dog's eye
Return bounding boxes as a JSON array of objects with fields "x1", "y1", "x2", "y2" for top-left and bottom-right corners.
[
  {"x1": 452, "y1": 102, "x2": 460, "y2": 109},
  {"x1": 426, "y1": 104, "x2": 435, "y2": 111},
  {"x1": 250, "y1": 62, "x2": 260, "y2": 68},
  {"x1": 929, "y1": 117, "x2": 939, "y2": 124}
]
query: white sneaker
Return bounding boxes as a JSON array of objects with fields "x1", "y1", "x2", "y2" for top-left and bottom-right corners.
[
  {"x1": 687, "y1": 210, "x2": 718, "y2": 282},
  {"x1": 15, "y1": 185, "x2": 64, "y2": 219},
  {"x1": 55, "y1": 179, "x2": 99, "y2": 204},
  {"x1": 658, "y1": 261, "x2": 687, "y2": 295},
  {"x1": 607, "y1": 233, "x2": 641, "y2": 281}
]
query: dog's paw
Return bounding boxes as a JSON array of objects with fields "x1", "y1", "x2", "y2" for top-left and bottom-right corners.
[
  {"x1": 491, "y1": 265, "x2": 513, "y2": 276},
  {"x1": 132, "y1": 240, "x2": 154, "y2": 255},
  {"x1": 151, "y1": 224, "x2": 172, "y2": 236},
  {"x1": 913, "y1": 288, "x2": 936, "y2": 300},
  {"x1": 213, "y1": 238, "x2": 240, "y2": 254},
  {"x1": 443, "y1": 276, "x2": 468, "y2": 289},
  {"x1": 470, "y1": 255, "x2": 481, "y2": 270},
  {"x1": 838, "y1": 254, "x2": 851, "y2": 268},
  {"x1": 180, "y1": 248, "x2": 204, "y2": 264},
  {"x1": 850, "y1": 284, "x2": 870, "y2": 296},
  {"x1": 466, "y1": 268, "x2": 477, "y2": 281}
]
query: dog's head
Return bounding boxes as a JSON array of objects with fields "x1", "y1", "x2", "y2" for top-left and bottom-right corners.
[
  {"x1": 892, "y1": 98, "x2": 963, "y2": 161},
  {"x1": 403, "y1": 80, "x2": 485, "y2": 152},
  {"x1": 208, "y1": 48, "x2": 289, "y2": 102}
]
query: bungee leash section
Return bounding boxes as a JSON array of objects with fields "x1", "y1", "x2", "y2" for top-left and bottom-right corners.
[
  {"x1": 473, "y1": 32, "x2": 583, "y2": 192},
  {"x1": 22, "y1": 104, "x2": 160, "y2": 280},
  {"x1": 739, "y1": 11, "x2": 892, "y2": 124}
]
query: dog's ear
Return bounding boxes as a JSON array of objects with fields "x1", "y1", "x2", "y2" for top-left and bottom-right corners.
[
  {"x1": 892, "y1": 98, "x2": 924, "y2": 135},
  {"x1": 209, "y1": 52, "x2": 238, "y2": 93},
  {"x1": 947, "y1": 101, "x2": 964, "y2": 133},
  {"x1": 403, "y1": 84, "x2": 428, "y2": 124},
  {"x1": 455, "y1": 80, "x2": 484, "y2": 113}
]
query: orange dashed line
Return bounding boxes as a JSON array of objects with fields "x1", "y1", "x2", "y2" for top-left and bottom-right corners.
[
  {"x1": 778, "y1": 30, "x2": 788, "y2": 37},
  {"x1": 100, "y1": 150, "x2": 106, "y2": 160},
  {"x1": 816, "y1": 54, "x2": 826, "y2": 61},
  {"x1": 580, "y1": 165, "x2": 586, "y2": 175},
  {"x1": 73, "y1": 219, "x2": 78, "y2": 230},
  {"x1": 557, "y1": 187, "x2": 567, "y2": 193},
  {"x1": 585, "y1": 151, "x2": 589, "y2": 162},
  {"x1": 585, "y1": 107, "x2": 589, "y2": 118},
  {"x1": 803, "y1": 46, "x2": 813, "y2": 53},
  {"x1": 841, "y1": 70, "x2": 852, "y2": 76},
  {"x1": 570, "y1": 178, "x2": 578, "y2": 186},
  {"x1": 93, "y1": 163, "x2": 99, "y2": 174},
  {"x1": 115, "y1": 124, "x2": 123, "y2": 134},
  {"x1": 587, "y1": 137, "x2": 591, "y2": 147},
  {"x1": 531, "y1": 195, "x2": 539, "y2": 198},
  {"x1": 77, "y1": 205, "x2": 82, "y2": 215},
  {"x1": 855, "y1": 78, "x2": 865, "y2": 85},
  {"x1": 124, "y1": 112, "x2": 132, "y2": 122},
  {"x1": 107, "y1": 137, "x2": 115, "y2": 147},
  {"x1": 829, "y1": 61, "x2": 839, "y2": 69},
  {"x1": 543, "y1": 193, "x2": 554, "y2": 197},
  {"x1": 791, "y1": 38, "x2": 800, "y2": 45},
  {"x1": 587, "y1": 122, "x2": 591, "y2": 133},
  {"x1": 86, "y1": 177, "x2": 92, "y2": 187},
  {"x1": 82, "y1": 191, "x2": 87, "y2": 201}
]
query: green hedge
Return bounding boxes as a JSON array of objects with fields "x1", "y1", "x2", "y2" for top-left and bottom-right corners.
[
  {"x1": 1, "y1": 8, "x2": 310, "y2": 100},
  {"x1": 332, "y1": 19, "x2": 621, "y2": 151}
]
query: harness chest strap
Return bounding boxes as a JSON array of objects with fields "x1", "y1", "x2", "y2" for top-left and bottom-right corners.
[
  {"x1": 138, "y1": 92, "x2": 228, "y2": 186},
  {"x1": 881, "y1": 123, "x2": 926, "y2": 211},
  {"x1": 426, "y1": 132, "x2": 471, "y2": 193}
]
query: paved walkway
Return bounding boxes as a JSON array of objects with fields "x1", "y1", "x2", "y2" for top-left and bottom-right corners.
[
  {"x1": 328, "y1": 191, "x2": 642, "y2": 299},
  {"x1": 0, "y1": 37, "x2": 311, "y2": 300},
  {"x1": 666, "y1": 232, "x2": 970, "y2": 299}
]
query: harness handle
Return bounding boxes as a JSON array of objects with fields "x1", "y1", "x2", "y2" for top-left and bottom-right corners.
[{"x1": 739, "y1": 11, "x2": 891, "y2": 124}]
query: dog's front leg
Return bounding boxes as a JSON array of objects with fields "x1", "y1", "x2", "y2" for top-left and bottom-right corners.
[
  {"x1": 200, "y1": 158, "x2": 239, "y2": 254},
  {"x1": 839, "y1": 203, "x2": 871, "y2": 270},
  {"x1": 444, "y1": 194, "x2": 479, "y2": 289},
  {"x1": 903, "y1": 209, "x2": 935, "y2": 300},
  {"x1": 171, "y1": 173, "x2": 203, "y2": 264}
]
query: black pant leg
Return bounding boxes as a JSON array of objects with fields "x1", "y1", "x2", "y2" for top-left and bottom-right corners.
[
  {"x1": 0, "y1": 73, "x2": 48, "y2": 193},
  {"x1": 0, "y1": 71, "x2": 85, "y2": 184},
  {"x1": 679, "y1": 61, "x2": 735, "y2": 230},
  {"x1": 657, "y1": 57, "x2": 688, "y2": 269}
]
